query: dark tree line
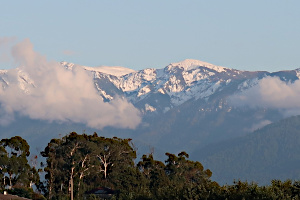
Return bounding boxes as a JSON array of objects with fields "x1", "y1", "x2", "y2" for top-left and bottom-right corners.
[{"x1": 0, "y1": 133, "x2": 299, "y2": 200}]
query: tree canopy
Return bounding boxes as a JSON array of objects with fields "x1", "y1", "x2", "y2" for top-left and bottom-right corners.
[{"x1": 0, "y1": 133, "x2": 299, "y2": 200}]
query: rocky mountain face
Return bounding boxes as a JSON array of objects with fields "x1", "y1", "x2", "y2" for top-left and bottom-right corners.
[
  {"x1": 81, "y1": 59, "x2": 266, "y2": 110},
  {"x1": 63, "y1": 59, "x2": 298, "y2": 153},
  {"x1": 0, "y1": 59, "x2": 299, "y2": 183}
]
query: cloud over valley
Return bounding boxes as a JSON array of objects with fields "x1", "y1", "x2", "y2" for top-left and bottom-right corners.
[
  {"x1": 230, "y1": 76, "x2": 300, "y2": 117},
  {"x1": 0, "y1": 38, "x2": 141, "y2": 129}
]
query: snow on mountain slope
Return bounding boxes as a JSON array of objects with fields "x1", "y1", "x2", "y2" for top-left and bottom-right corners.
[
  {"x1": 1, "y1": 58, "x2": 300, "y2": 162},
  {"x1": 98, "y1": 59, "x2": 253, "y2": 107},
  {"x1": 1, "y1": 59, "x2": 299, "y2": 117},
  {"x1": 61, "y1": 61, "x2": 135, "y2": 76},
  {"x1": 59, "y1": 60, "x2": 238, "y2": 108},
  {"x1": 167, "y1": 59, "x2": 226, "y2": 72},
  {"x1": 85, "y1": 65, "x2": 135, "y2": 76}
]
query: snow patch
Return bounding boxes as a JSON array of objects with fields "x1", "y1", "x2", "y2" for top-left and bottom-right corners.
[
  {"x1": 61, "y1": 62, "x2": 75, "y2": 70},
  {"x1": 168, "y1": 59, "x2": 227, "y2": 72},
  {"x1": 138, "y1": 86, "x2": 151, "y2": 97},
  {"x1": 141, "y1": 68, "x2": 157, "y2": 81},
  {"x1": 145, "y1": 104, "x2": 156, "y2": 112},
  {"x1": 17, "y1": 69, "x2": 35, "y2": 94},
  {"x1": 238, "y1": 78, "x2": 259, "y2": 91},
  {"x1": 158, "y1": 88, "x2": 165, "y2": 94},
  {"x1": 226, "y1": 79, "x2": 231, "y2": 85},
  {"x1": 61, "y1": 62, "x2": 135, "y2": 77},
  {"x1": 165, "y1": 75, "x2": 184, "y2": 93},
  {"x1": 85, "y1": 66, "x2": 135, "y2": 76},
  {"x1": 95, "y1": 83, "x2": 113, "y2": 100}
]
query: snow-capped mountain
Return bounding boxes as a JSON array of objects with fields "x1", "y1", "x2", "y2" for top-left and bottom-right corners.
[
  {"x1": 1, "y1": 60, "x2": 300, "y2": 152},
  {"x1": 61, "y1": 60, "x2": 299, "y2": 152},
  {"x1": 1, "y1": 59, "x2": 300, "y2": 184},
  {"x1": 76, "y1": 59, "x2": 300, "y2": 151},
  {"x1": 64, "y1": 59, "x2": 276, "y2": 113},
  {"x1": 1, "y1": 59, "x2": 300, "y2": 127}
]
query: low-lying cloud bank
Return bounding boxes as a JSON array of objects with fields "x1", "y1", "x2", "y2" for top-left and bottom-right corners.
[
  {"x1": 0, "y1": 38, "x2": 141, "y2": 129},
  {"x1": 229, "y1": 76, "x2": 300, "y2": 117}
]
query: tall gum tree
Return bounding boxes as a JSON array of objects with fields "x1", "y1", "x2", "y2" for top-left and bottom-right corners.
[
  {"x1": 0, "y1": 136, "x2": 32, "y2": 189},
  {"x1": 41, "y1": 132, "x2": 137, "y2": 200}
]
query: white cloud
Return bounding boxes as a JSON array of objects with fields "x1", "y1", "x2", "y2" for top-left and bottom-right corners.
[
  {"x1": 0, "y1": 38, "x2": 141, "y2": 129},
  {"x1": 229, "y1": 76, "x2": 300, "y2": 116},
  {"x1": 244, "y1": 120, "x2": 272, "y2": 132}
]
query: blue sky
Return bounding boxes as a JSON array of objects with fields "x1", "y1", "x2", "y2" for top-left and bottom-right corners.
[{"x1": 1, "y1": 0, "x2": 300, "y2": 71}]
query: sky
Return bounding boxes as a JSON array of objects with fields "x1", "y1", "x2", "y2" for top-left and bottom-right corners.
[{"x1": 1, "y1": 0, "x2": 300, "y2": 72}]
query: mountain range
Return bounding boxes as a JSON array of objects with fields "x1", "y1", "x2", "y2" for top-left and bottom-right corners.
[{"x1": 0, "y1": 59, "x2": 299, "y2": 184}]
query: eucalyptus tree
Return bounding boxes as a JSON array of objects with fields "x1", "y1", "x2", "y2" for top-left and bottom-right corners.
[
  {"x1": 165, "y1": 151, "x2": 212, "y2": 184},
  {"x1": 159, "y1": 151, "x2": 213, "y2": 199},
  {"x1": 0, "y1": 145, "x2": 8, "y2": 190},
  {"x1": 0, "y1": 136, "x2": 33, "y2": 189},
  {"x1": 42, "y1": 132, "x2": 138, "y2": 200},
  {"x1": 89, "y1": 136, "x2": 136, "y2": 179},
  {"x1": 41, "y1": 132, "x2": 94, "y2": 199},
  {"x1": 137, "y1": 154, "x2": 168, "y2": 199}
]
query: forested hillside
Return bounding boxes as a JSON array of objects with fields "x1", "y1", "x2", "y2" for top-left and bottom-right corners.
[{"x1": 193, "y1": 115, "x2": 300, "y2": 185}]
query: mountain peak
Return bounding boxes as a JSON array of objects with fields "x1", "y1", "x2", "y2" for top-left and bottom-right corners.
[{"x1": 168, "y1": 59, "x2": 227, "y2": 72}]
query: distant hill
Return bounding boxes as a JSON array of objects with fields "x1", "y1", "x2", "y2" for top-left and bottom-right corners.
[{"x1": 191, "y1": 115, "x2": 300, "y2": 185}]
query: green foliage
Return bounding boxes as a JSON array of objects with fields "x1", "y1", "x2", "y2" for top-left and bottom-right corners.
[
  {"x1": 135, "y1": 151, "x2": 214, "y2": 200},
  {"x1": 39, "y1": 133, "x2": 300, "y2": 199},
  {"x1": 1, "y1": 133, "x2": 300, "y2": 200},
  {"x1": 0, "y1": 136, "x2": 37, "y2": 189},
  {"x1": 41, "y1": 132, "x2": 137, "y2": 200},
  {"x1": 0, "y1": 136, "x2": 45, "y2": 199},
  {"x1": 268, "y1": 180, "x2": 300, "y2": 199}
]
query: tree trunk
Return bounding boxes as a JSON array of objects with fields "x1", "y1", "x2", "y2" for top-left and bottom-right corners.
[
  {"x1": 69, "y1": 166, "x2": 75, "y2": 200},
  {"x1": 48, "y1": 162, "x2": 54, "y2": 200},
  {"x1": 97, "y1": 154, "x2": 111, "y2": 179},
  {"x1": 70, "y1": 176, "x2": 73, "y2": 200},
  {"x1": 3, "y1": 175, "x2": 5, "y2": 187},
  {"x1": 9, "y1": 173, "x2": 12, "y2": 189},
  {"x1": 69, "y1": 145, "x2": 77, "y2": 200}
]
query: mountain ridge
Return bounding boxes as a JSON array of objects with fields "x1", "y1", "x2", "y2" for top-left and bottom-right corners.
[{"x1": 0, "y1": 59, "x2": 299, "y2": 184}]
